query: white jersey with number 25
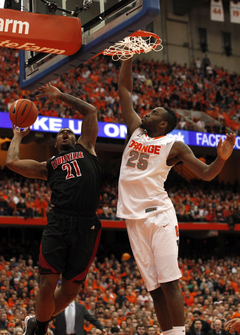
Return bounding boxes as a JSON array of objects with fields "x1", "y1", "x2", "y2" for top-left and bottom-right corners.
[{"x1": 117, "y1": 127, "x2": 175, "y2": 220}]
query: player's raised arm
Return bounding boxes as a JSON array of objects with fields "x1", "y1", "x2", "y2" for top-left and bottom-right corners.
[
  {"x1": 37, "y1": 82, "x2": 98, "y2": 155},
  {"x1": 169, "y1": 134, "x2": 235, "y2": 181},
  {"x1": 6, "y1": 125, "x2": 48, "y2": 180},
  {"x1": 118, "y1": 58, "x2": 141, "y2": 137}
]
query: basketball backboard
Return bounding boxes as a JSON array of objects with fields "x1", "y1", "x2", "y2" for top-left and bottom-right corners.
[{"x1": 19, "y1": 0, "x2": 160, "y2": 90}]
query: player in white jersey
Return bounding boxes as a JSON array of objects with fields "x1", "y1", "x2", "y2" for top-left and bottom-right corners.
[{"x1": 116, "y1": 58, "x2": 235, "y2": 335}]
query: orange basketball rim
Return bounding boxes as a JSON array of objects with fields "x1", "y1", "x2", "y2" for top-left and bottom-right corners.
[{"x1": 102, "y1": 30, "x2": 163, "y2": 61}]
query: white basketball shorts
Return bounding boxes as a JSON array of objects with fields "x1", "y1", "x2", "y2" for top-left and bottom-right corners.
[{"x1": 126, "y1": 206, "x2": 182, "y2": 292}]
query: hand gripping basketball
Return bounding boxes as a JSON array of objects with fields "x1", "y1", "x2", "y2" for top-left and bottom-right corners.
[{"x1": 12, "y1": 124, "x2": 31, "y2": 138}]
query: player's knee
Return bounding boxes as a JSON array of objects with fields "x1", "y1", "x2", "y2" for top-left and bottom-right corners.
[
  {"x1": 161, "y1": 280, "x2": 181, "y2": 297},
  {"x1": 149, "y1": 286, "x2": 163, "y2": 301},
  {"x1": 40, "y1": 278, "x2": 57, "y2": 296},
  {"x1": 60, "y1": 282, "x2": 82, "y2": 300},
  {"x1": 60, "y1": 290, "x2": 78, "y2": 304},
  {"x1": 39, "y1": 284, "x2": 55, "y2": 298}
]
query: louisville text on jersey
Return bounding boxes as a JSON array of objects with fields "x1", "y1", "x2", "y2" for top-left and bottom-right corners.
[{"x1": 51, "y1": 151, "x2": 84, "y2": 169}]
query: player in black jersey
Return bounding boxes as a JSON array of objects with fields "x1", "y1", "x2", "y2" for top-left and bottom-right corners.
[{"x1": 6, "y1": 83, "x2": 105, "y2": 335}]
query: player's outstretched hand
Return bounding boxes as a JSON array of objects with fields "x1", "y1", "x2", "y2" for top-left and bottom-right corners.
[
  {"x1": 12, "y1": 124, "x2": 31, "y2": 138},
  {"x1": 226, "y1": 318, "x2": 240, "y2": 334},
  {"x1": 217, "y1": 133, "x2": 236, "y2": 161},
  {"x1": 36, "y1": 82, "x2": 61, "y2": 105}
]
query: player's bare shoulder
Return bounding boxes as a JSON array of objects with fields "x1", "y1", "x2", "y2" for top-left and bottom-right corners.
[
  {"x1": 174, "y1": 141, "x2": 193, "y2": 154},
  {"x1": 167, "y1": 141, "x2": 194, "y2": 166},
  {"x1": 169, "y1": 141, "x2": 193, "y2": 158}
]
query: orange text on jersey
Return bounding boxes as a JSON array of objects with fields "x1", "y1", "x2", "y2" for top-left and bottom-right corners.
[{"x1": 129, "y1": 140, "x2": 161, "y2": 155}]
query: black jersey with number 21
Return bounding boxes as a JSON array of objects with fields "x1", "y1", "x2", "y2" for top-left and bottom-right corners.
[{"x1": 47, "y1": 143, "x2": 101, "y2": 213}]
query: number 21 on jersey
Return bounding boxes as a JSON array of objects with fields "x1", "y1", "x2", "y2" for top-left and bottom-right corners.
[{"x1": 62, "y1": 160, "x2": 81, "y2": 179}]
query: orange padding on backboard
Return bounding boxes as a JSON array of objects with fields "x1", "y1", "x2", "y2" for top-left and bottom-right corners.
[{"x1": 0, "y1": 9, "x2": 82, "y2": 55}]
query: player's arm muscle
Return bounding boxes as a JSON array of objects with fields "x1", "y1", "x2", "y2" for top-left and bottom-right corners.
[
  {"x1": 58, "y1": 92, "x2": 98, "y2": 152},
  {"x1": 169, "y1": 141, "x2": 225, "y2": 181},
  {"x1": 77, "y1": 108, "x2": 98, "y2": 154},
  {"x1": 118, "y1": 59, "x2": 141, "y2": 137},
  {"x1": 6, "y1": 136, "x2": 48, "y2": 180}
]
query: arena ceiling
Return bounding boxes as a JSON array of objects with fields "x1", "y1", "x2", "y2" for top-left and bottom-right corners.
[{"x1": 172, "y1": 0, "x2": 237, "y2": 16}]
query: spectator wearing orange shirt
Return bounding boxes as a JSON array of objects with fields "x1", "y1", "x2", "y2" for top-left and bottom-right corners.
[
  {"x1": 183, "y1": 290, "x2": 194, "y2": 307},
  {"x1": 230, "y1": 305, "x2": 240, "y2": 320},
  {"x1": 83, "y1": 297, "x2": 91, "y2": 310},
  {"x1": 92, "y1": 279, "x2": 105, "y2": 293},
  {"x1": 103, "y1": 290, "x2": 115, "y2": 305},
  {"x1": 125, "y1": 286, "x2": 137, "y2": 304},
  {"x1": 25, "y1": 197, "x2": 34, "y2": 219},
  {"x1": 182, "y1": 270, "x2": 193, "y2": 284},
  {"x1": 117, "y1": 309, "x2": 126, "y2": 326},
  {"x1": 0, "y1": 257, "x2": 5, "y2": 272},
  {"x1": 34, "y1": 194, "x2": 41, "y2": 217},
  {"x1": 8, "y1": 293, "x2": 17, "y2": 309}
]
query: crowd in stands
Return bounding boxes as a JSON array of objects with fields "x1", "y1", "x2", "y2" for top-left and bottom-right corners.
[
  {"x1": 0, "y1": 167, "x2": 239, "y2": 225},
  {"x1": 2, "y1": 35, "x2": 240, "y2": 335},
  {"x1": 1, "y1": 252, "x2": 240, "y2": 335},
  {"x1": 1, "y1": 48, "x2": 240, "y2": 134}
]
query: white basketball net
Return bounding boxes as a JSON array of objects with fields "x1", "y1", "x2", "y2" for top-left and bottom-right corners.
[{"x1": 103, "y1": 34, "x2": 163, "y2": 61}]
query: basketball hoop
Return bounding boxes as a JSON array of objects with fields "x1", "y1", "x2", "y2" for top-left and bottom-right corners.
[{"x1": 103, "y1": 31, "x2": 163, "y2": 61}]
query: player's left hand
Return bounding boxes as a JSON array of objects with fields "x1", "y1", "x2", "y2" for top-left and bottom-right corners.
[
  {"x1": 36, "y1": 82, "x2": 61, "y2": 105},
  {"x1": 217, "y1": 133, "x2": 236, "y2": 161},
  {"x1": 225, "y1": 318, "x2": 240, "y2": 334}
]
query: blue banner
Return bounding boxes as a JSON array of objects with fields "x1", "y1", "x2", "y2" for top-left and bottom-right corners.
[{"x1": 1, "y1": 112, "x2": 239, "y2": 149}]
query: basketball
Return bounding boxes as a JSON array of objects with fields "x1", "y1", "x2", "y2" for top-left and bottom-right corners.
[
  {"x1": 122, "y1": 253, "x2": 131, "y2": 261},
  {"x1": 9, "y1": 99, "x2": 38, "y2": 127}
]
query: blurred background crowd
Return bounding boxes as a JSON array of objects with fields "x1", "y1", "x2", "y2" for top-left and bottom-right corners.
[
  {"x1": 1, "y1": 45, "x2": 240, "y2": 335},
  {"x1": 1, "y1": 48, "x2": 240, "y2": 135},
  {"x1": 0, "y1": 168, "x2": 239, "y2": 227},
  {"x1": 1, "y1": 254, "x2": 240, "y2": 335}
]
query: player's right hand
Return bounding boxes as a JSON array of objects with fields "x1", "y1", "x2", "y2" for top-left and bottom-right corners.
[{"x1": 13, "y1": 124, "x2": 31, "y2": 138}]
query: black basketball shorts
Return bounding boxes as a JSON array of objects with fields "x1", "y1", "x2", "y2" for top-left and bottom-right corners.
[{"x1": 38, "y1": 209, "x2": 101, "y2": 283}]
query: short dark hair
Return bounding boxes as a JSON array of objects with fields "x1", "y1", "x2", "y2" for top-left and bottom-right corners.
[
  {"x1": 57, "y1": 127, "x2": 75, "y2": 136},
  {"x1": 111, "y1": 327, "x2": 120, "y2": 334},
  {"x1": 163, "y1": 107, "x2": 178, "y2": 134},
  {"x1": 147, "y1": 326, "x2": 155, "y2": 330}
]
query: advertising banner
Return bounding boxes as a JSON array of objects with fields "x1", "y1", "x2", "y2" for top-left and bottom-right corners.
[
  {"x1": 1, "y1": 112, "x2": 239, "y2": 150},
  {"x1": 0, "y1": 9, "x2": 82, "y2": 55}
]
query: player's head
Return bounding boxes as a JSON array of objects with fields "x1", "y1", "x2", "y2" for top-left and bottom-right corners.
[
  {"x1": 140, "y1": 107, "x2": 177, "y2": 135},
  {"x1": 55, "y1": 128, "x2": 76, "y2": 151}
]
